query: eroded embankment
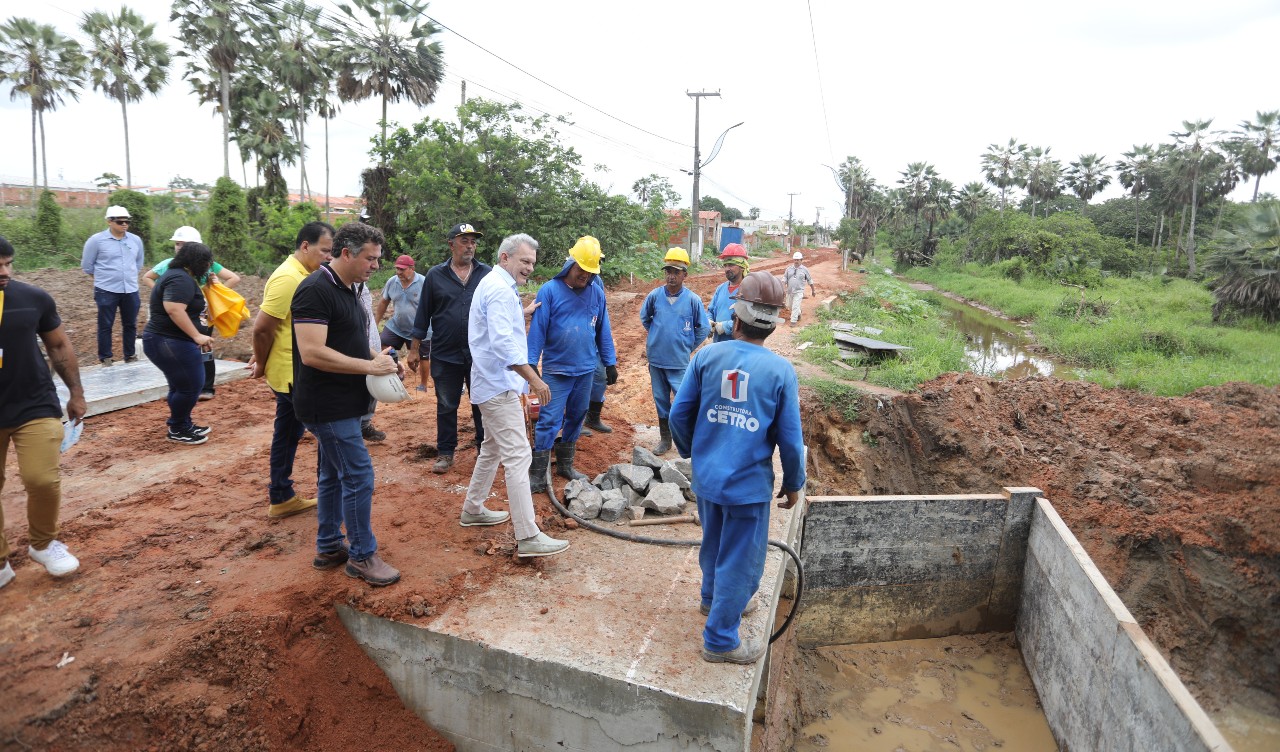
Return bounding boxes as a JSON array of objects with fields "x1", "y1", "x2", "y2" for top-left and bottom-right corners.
[{"x1": 801, "y1": 374, "x2": 1280, "y2": 719}]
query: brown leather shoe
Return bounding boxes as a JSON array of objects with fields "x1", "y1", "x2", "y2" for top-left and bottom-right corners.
[
  {"x1": 432, "y1": 454, "x2": 454, "y2": 474},
  {"x1": 344, "y1": 554, "x2": 400, "y2": 586}
]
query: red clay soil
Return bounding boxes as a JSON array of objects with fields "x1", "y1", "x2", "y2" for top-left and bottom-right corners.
[{"x1": 4, "y1": 246, "x2": 1276, "y2": 748}]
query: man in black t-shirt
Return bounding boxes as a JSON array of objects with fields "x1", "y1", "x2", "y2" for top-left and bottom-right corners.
[
  {"x1": 291, "y1": 222, "x2": 402, "y2": 587},
  {"x1": 0, "y1": 236, "x2": 87, "y2": 590}
]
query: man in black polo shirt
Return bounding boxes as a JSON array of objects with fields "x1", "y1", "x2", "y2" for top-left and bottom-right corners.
[
  {"x1": 407, "y1": 222, "x2": 491, "y2": 474},
  {"x1": 292, "y1": 222, "x2": 401, "y2": 587},
  {"x1": 0, "y1": 236, "x2": 87, "y2": 589}
]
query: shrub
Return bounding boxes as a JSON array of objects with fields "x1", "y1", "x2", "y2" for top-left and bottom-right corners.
[
  {"x1": 1000, "y1": 256, "x2": 1026, "y2": 283},
  {"x1": 207, "y1": 177, "x2": 250, "y2": 271},
  {"x1": 34, "y1": 190, "x2": 62, "y2": 257}
]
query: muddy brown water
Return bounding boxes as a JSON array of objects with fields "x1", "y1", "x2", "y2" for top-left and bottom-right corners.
[{"x1": 926, "y1": 293, "x2": 1077, "y2": 380}]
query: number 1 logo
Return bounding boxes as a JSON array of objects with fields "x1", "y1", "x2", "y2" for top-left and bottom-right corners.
[{"x1": 721, "y1": 370, "x2": 749, "y2": 402}]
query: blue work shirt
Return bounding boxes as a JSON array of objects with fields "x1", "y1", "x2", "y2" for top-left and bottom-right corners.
[
  {"x1": 707, "y1": 280, "x2": 739, "y2": 343},
  {"x1": 82, "y1": 229, "x2": 145, "y2": 293},
  {"x1": 640, "y1": 285, "x2": 710, "y2": 368},
  {"x1": 527, "y1": 260, "x2": 616, "y2": 376},
  {"x1": 468, "y1": 265, "x2": 529, "y2": 404},
  {"x1": 669, "y1": 340, "x2": 805, "y2": 505},
  {"x1": 381, "y1": 271, "x2": 424, "y2": 340}
]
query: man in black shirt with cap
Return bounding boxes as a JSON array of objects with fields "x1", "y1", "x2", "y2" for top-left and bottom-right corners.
[{"x1": 407, "y1": 223, "x2": 491, "y2": 474}]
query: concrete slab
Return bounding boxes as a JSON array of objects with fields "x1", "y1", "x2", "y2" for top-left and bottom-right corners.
[
  {"x1": 54, "y1": 356, "x2": 249, "y2": 418},
  {"x1": 340, "y1": 495, "x2": 804, "y2": 752}
]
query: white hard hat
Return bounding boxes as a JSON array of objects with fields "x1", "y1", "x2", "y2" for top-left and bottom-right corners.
[
  {"x1": 792, "y1": 252, "x2": 803, "y2": 260},
  {"x1": 366, "y1": 373, "x2": 410, "y2": 404},
  {"x1": 105, "y1": 205, "x2": 131, "y2": 219},
  {"x1": 170, "y1": 226, "x2": 202, "y2": 244}
]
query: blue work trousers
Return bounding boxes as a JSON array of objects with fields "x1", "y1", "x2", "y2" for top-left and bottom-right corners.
[
  {"x1": 268, "y1": 389, "x2": 307, "y2": 504},
  {"x1": 590, "y1": 359, "x2": 607, "y2": 403},
  {"x1": 649, "y1": 365, "x2": 687, "y2": 421},
  {"x1": 142, "y1": 332, "x2": 203, "y2": 433},
  {"x1": 95, "y1": 288, "x2": 140, "y2": 361},
  {"x1": 305, "y1": 417, "x2": 378, "y2": 562},
  {"x1": 534, "y1": 371, "x2": 592, "y2": 451},
  {"x1": 698, "y1": 497, "x2": 770, "y2": 653},
  {"x1": 431, "y1": 358, "x2": 483, "y2": 455}
]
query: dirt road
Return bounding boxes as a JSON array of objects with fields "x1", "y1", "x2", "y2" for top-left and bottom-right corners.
[{"x1": 3, "y1": 247, "x2": 1276, "y2": 749}]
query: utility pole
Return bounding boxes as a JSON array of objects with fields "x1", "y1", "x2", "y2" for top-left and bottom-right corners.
[
  {"x1": 815, "y1": 207, "x2": 822, "y2": 246},
  {"x1": 787, "y1": 192, "x2": 799, "y2": 253},
  {"x1": 687, "y1": 90, "x2": 721, "y2": 264}
]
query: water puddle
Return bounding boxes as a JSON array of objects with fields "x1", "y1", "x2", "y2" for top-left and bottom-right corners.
[
  {"x1": 797, "y1": 632, "x2": 1056, "y2": 751},
  {"x1": 1213, "y1": 701, "x2": 1280, "y2": 752}
]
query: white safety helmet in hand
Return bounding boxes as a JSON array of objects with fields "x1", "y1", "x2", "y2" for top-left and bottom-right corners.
[{"x1": 366, "y1": 373, "x2": 410, "y2": 404}]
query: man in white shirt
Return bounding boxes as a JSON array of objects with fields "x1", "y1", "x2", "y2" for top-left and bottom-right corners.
[
  {"x1": 459, "y1": 233, "x2": 569, "y2": 558},
  {"x1": 783, "y1": 251, "x2": 817, "y2": 324}
]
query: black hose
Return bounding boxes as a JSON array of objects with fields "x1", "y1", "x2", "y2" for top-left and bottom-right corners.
[{"x1": 543, "y1": 468, "x2": 804, "y2": 644}]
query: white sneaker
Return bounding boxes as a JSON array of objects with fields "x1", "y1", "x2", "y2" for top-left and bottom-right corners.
[
  {"x1": 0, "y1": 560, "x2": 13, "y2": 589},
  {"x1": 29, "y1": 540, "x2": 80, "y2": 577},
  {"x1": 517, "y1": 532, "x2": 569, "y2": 558}
]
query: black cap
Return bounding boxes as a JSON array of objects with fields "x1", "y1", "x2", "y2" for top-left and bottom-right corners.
[{"x1": 446, "y1": 223, "x2": 484, "y2": 240}]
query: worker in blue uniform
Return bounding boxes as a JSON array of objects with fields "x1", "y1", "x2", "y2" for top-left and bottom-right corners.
[
  {"x1": 640, "y1": 248, "x2": 710, "y2": 455},
  {"x1": 579, "y1": 273, "x2": 614, "y2": 437},
  {"x1": 526, "y1": 236, "x2": 617, "y2": 492},
  {"x1": 707, "y1": 242, "x2": 749, "y2": 344},
  {"x1": 670, "y1": 272, "x2": 805, "y2": 665}
]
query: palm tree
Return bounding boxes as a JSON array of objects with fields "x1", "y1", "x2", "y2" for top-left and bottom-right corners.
[
  {"x1": 1170, "y1": 119, "x2": 1215, "y2": 276},
  {"x1": 897, "y1": 161, "x2": 937, "y2": 237},
  {"x1": 337, "y1": 0, "x2": 445, "y2": 162},
  {"x1": 1234, "y1": 111, "x2": 1280, "y2": 203},
  {"x1": 0, "y1": 18, "x2": 85, "y2": 201},
  {"x1": 172, "y1": 0, "x2": 259, "y2": 179},
  {"x1": 80, "y1": 7, "x2": 170, "y2": 188},
  {"x1": 1115, "y1": 144, "x2": 1157, "y2": 247},
  {"x1": 1204, "y1": 202, "x2": 1280, "y2": 322},
  {"x1": 981, "y1": 137, "x2": 1027, "y2": 214},
  {"x1": 263, "y1": 0, "x2": 332, "y2": 202},
  {"x1": 1064, "y1": 153, "x2": 1111, "y2": 214},
  {"x1": 956, "y1": 181, "x2": 992, "y2": 222},
  {"x1": 1024, "y1": 146, "x2": 1062, "y2": 219}
]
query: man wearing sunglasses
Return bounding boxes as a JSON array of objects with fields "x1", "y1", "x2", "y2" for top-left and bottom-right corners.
[{"x1": 81, "y1": 206, "x2": 146, "y2": 366}]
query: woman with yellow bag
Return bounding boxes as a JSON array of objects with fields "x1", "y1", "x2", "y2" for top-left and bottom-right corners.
[{"x1": 143, "y1": 226, "x2": 245, "y2": 401}]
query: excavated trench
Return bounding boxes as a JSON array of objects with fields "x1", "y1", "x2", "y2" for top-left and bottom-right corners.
[{"x1": 794, "y1": 375, "x2": 1280, "y2": 750}]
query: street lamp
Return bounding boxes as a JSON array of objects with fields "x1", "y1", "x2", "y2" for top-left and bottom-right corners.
[{"x1": 687, "y1": 89, "x2": 744, "y2": 264}]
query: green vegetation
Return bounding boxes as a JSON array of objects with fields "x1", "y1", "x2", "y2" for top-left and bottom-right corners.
[
  {"x1": 34, "y1": 191, "x2": 62, "y2": 256},
  {"x1": 207, "y1": 177, "x2": 249, "y2": 271},
  {"x1": 107, "y1": 188, "x2": 152, "y2": 252},
  {"x1": 799, "y1": 377, "x2": 863, "y2": 422}
]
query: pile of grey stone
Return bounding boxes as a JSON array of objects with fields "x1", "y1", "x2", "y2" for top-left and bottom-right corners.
[{"x1": 562, "y1": 446, "x2": 694, "y2": 523}]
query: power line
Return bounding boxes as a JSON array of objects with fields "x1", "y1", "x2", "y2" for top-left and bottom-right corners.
[{"x1": 805, "y1": 0, "x2": 836, "y2": 164}]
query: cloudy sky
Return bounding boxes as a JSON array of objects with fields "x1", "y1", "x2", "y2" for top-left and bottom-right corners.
[{"x1": 3, "y1": 0, "x2": 1278, "y2": 224}]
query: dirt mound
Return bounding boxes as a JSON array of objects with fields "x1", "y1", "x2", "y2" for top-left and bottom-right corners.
[{"x1": 805, "y1": 372, "x2": 1280, "y2": 718}]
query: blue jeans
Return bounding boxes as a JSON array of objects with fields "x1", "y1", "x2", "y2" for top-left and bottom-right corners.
[
  {"x1": 268, "y1": 389, "x2": 306, "y2": 504},
  {"x1": 698, "y1": 497, "x2": 770, "y2": 652},
  {"x1": 534, "y1": 371, "x2": 592, "y2": 451},
  {"x1": 649, "y1": 365, "x2": 687, "y2": 421},
  {"x1": 431, "y1": 358, "x2": 483, "y2": 454},
  {"x1": 590, "y1": 359, "x2": 607, "y2": 403},
  {"x1": 94, "y1": 288, "x2": 140, "y2": 361},
  {"x1": 305, "y1": 417, "x2": 377, "y2": 562},
  {"x1": 142, "y1": 333, "x2": 203, "y2": 433}
]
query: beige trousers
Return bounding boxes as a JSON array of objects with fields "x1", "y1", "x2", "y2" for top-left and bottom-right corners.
[
  {"x1": 464, "y1": 391, "x2": 539, "y2": 540},
  {"x1": 0, "y1": 417, "x2": 65, "y2": 560}
]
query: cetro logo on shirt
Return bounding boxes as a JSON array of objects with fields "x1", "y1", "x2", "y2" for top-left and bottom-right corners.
[{"x1": 721, "y1": 369, "x2": 748, "y2": 402}]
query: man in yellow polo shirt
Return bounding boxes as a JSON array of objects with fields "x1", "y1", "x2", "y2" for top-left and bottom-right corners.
[{"x1": 249, "y1": 222, "x2": 334, "y2": 521}]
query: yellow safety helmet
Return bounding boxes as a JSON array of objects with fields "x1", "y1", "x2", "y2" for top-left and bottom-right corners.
[
  {"x1": 662, "y1": 247, "x2": 691, "y2": 270},
  {"x1": 568, "y1": 236, "x2": 603, "y2": 274}
]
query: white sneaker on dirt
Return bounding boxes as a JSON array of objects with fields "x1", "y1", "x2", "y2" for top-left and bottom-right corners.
[
  {"x1": 460, "y1": 507, "x2": 510, "y2": 527},
  {"x1": 517, "y1": 532, "x2": 569, "y2": 558},
  {"x1": 29, "y1": 540, "x2": 79, "y2": 577},
  {"x1": 0, "y1": 560, "x2": 14, "y2": 589}
]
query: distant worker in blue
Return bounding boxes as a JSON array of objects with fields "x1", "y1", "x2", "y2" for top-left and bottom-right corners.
[
  {"x1": 526, "y1": 236, "x2": 618, "y2": 493},
  {"x1": 706, "y1": 242, "x2": 749, "y2": 344},
  {"x1": 640, "y1": 248, "x2": 709, "y2": 455},
  {"x1": 670, "y1": 272, "x2": 805, "y2": 665}
]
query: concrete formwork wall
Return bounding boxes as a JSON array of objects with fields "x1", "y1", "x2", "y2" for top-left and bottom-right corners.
[
  {"x1": 1019, "y1": 499, "x2": 1232, "y2": 752},
  {"x1": 793, "y1": 487, "x2": 1038, "y2": 647},
  {"x1": 337, "y1": 604, "x2": 749, "y2": 752}
]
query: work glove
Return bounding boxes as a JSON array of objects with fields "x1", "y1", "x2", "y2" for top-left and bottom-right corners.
[
  {"x1": 605, "y1": 365, "x2": 618, "y2": 385},
  {"x1": 710, "y1": 320, "x2": 726, "y2": 336}
]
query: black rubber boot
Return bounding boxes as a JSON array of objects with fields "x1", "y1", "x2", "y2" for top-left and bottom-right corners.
[
  {"x1": 584, "y1": 401, "x2": 612, "y2": 434},
  {"x1": 653, "y1": 418, "x2": 672, "y2": 455},
  {"x1": 554, "y1": 441, "x2": 588, "y2": 481},
  {"x1": 529, "y1": 449, "x2": 552, "y2": 494}
]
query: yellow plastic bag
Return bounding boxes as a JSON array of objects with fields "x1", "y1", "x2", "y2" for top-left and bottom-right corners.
[{"x1": 203, "y1": 281, "x2": 251, "y2": 338}]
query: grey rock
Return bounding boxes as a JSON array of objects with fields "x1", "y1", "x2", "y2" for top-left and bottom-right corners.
[
  {"x1": 598, "y1": 476, "x2": 617, "y2": 491},
  {"x1": 673, "y1": 458, "x2": 693, "y2": 481},
  {"x1": 643, "y1": 482, "x2": 686, "y2": 515},
  {"x1": 569, "y1": 486, "x2": 603, "y2": 519},
  {"x1": 659, "y1": 462, "x2": 691, "y2": 490},
  {"x1": 625, "y1": 505, "x2": 646, "y2": 521},
  {"x1": 592, "y1": 473, "x2": 607, "y2": 486},
  {"x1": 615, "y1": 463, "x2": 655, "y2": 494},
  {"x1": 599, "y1": 490, "x2": 626, "y2": 522},
  {"x1": 632, "y1": 446, "x2": 663, "y2": 470},
  {"x1": 563, "y1": 478, "x2": 590, "y2": 501},
  {"x1": 624, "y1": 485, "x2": 646, "y2": 507}
]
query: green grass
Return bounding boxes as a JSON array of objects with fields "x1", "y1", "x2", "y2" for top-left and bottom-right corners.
[
  {"x1": 800, "y1": 377, "x2": 864, "y2": 422},
  {"x1": 908, "y1": 265, "x2": 1280, "y2": 396},
  {"x1": 793, "y1": 272, "x2": 969, "y2": 392}
]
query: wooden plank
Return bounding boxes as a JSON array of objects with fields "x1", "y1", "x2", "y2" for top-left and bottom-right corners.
[{"x1": 830, "y1": 359, "x2": 855, "y2": 371}]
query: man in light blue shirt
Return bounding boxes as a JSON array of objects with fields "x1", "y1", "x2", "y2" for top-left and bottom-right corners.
[
  {"x1": 375, "y1": 254, "x2": 429, "y2": 391},
  {"x1": 81, "y1": 205, "x2": 146, "y2": 365},
  {"x1": 460, "y1": 233, "x2": 568, "y2": 558}
]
